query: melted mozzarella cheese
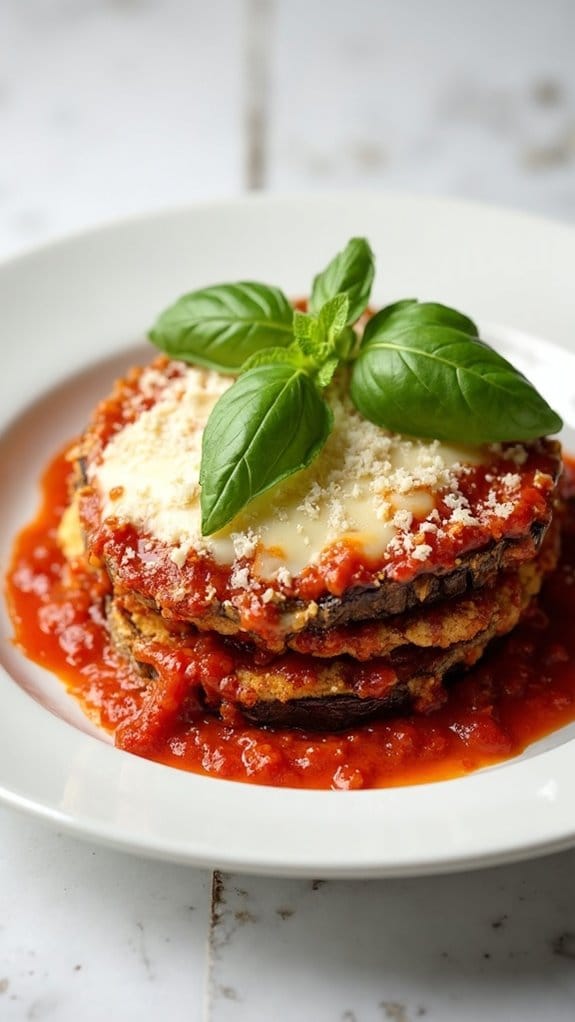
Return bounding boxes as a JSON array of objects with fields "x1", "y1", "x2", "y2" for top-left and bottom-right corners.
[{"x1": 92, "y1": 365, "x2": 485, "y2": 578}]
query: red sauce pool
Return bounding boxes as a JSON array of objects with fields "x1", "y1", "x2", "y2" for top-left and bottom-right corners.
[{"x1": 5, "y1": 449, "x2": 575, "y2": 790}]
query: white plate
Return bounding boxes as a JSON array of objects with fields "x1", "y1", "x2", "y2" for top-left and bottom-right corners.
[{"x1": 2, "y1": 193, "x2": 575, "y2": 878}]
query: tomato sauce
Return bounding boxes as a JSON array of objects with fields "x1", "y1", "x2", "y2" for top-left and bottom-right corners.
[{"x1": 5, "y1": 449, "x2": 575, "y2": 790}]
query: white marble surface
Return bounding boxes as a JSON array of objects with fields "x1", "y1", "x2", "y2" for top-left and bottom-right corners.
[
  {"x1": 0, "y1": 810, "x2": 211, "y2": 1021},
  {"x1": 2, "y1": 1, "x2": 575, "y2": 1019},
  {"x1": 209, "y1": 859, "x2": 575, "y2": 1021}
]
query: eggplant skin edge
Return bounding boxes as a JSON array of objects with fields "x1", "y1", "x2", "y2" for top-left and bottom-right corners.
[
  {"x1": 240, "y1": 690, "x2": 411, "y2": 731},
  {"x1": 308, "y1": 522, "x2": 547, "y2": 630}
]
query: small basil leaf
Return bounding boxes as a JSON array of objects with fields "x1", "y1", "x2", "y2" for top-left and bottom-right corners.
[
  {"x1": 149, "y1": 282, "x2": 293, "y2": 372},
  {"x1": 315, "y1": 356, "x2": 340, "y2": 389},
  {"x1": 293, "y1": 310, "x2": 320, "y2": 358},
  {"x1": 200, "y1": 365, "x2": 333, "y2": 534},
  {"x1": 241, "y1": 345, "x2": 302, "y2": 372},
  {"x1": 310, "y1": 238, "x2": 375, "y2": 324},
  {"x1": 362, "y1": 300, "x2": 479, "y2": 347},
  {"x1": 351, "y1": 323, "x2": 562, "y2": 444},
  {"x1": 293, "y1": 294, "x2": 350, "y2": 364},
  {"x1": 293, "y1": 309, "x2": 314, "y2": 340},
  {"x1": 317, "y1": 293, "x2": 349, "y2": 351}
]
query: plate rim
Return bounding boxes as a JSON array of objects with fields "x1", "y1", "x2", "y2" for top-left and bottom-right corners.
[
  {"x1": 2, "y1": 190, "x2": 575, "y2": 877},
  {"x1": 2, "y1": 187, "x2": 575, "y2": 274}
]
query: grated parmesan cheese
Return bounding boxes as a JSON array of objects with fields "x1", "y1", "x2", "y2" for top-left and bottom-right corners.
[{"x1": 91, "y1": 364, "x2": 532, "y2": 582}]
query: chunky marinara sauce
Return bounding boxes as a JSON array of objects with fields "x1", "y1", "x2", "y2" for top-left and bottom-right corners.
[{"x1": 6, "y1": 450, "x2": 575, "y2": 790}]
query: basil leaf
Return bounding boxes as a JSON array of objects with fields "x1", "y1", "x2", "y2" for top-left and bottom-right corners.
[
  {"x1": 149, "y1": 282, "x2": 293, "y2": 372},
  {"x1": 310, "y1": 238, "x2": 375, "y2": 324},
  {"x1": 362, "y1": 300, "x2": 479, "y2": 345},
  {"x1": 351, "y1": 322, "x2": 562, "y2": 444},
  {"x1": 200, "y1": 364, "x2": 333, "y2": 534}
]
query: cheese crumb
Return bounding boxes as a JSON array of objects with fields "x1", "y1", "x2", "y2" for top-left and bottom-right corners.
[
  {"x1": 169, "y1": 546, "x2": 188, "y2": 569},
  {"x1": 231, "y1": 530, "x2": 258, "y2": 559},
  {"x1": 231, "y1": 566, "x2": 250, "y2": 590},
  {"x1": 412, "y1": 543, "x2": 433, "y2": 562},
  {"x1": 393, "y1": 509, "x2": 413, "y2": 531},
  {"x1": 276, "y1": 566, "x2": 292, "y2": 587}
]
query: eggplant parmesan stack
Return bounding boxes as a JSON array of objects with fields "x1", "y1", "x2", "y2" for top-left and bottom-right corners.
[{"x1": 61, "y1": 356, "x2": 562, "y2": 747}]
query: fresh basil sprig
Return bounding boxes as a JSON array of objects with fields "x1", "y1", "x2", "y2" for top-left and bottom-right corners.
[
  {"x1": 148, "y1": 239, "x2": 562, "y2": 535},
  {"x1": 350, "y1": 301, "x2": 562, "y2": 444},
  {"x1": 150, "y1": 239, "x2": 372, "y2": 533},
  {"x1": 200, "y1": 293, "x2": 349, "y2": 532}
]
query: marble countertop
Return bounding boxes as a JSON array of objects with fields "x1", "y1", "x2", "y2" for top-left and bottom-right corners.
[
  {"x1": 1, "y1": 1, "x2": 575, "y2": 1019},
  {"x1": 3, "y1": 808, "x2": 575, "y2": 1022}
]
